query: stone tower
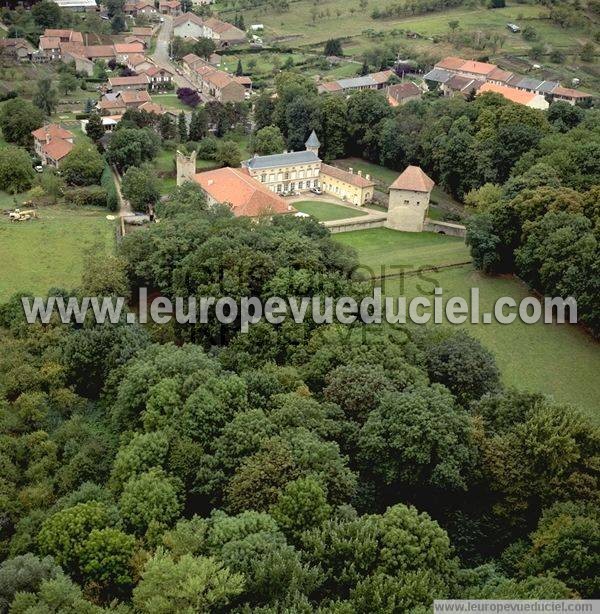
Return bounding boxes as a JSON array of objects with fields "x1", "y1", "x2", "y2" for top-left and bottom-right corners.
[
  {"x1": 305, "y1": 130, "x2": 321, "y2": 156},
  {"x1": 385, "y1": 166, "x2": 435, "y2": 233},
  {"x1": 176, "y1": 150, "x2": 197, "y2": 186}
]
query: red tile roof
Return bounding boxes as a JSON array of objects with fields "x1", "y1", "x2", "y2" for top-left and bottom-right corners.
[
  {"x1": 319, "y1": 81, "x2": 343, "y2": 93},
  {"x1": 435, "y1": 56, "x2": 467, "y2": 71},
  {"x1": 120, "y1": 89, "x2": 152, "y2": 104},
  {"x1": 371, "y1": 69, "x2": 395, "y2": 84},
  {"x1": 194, "y1": 167, "x2": 293, "y2": 217},
  {"x1": 44, "y1": 29, "x2": 83, "y2": 43},
  {"x1": 173, "y1": 11, "x2": 204, "y2": 27},
  {"x1": 42, "y1": 139, "x2": 74, "y2": 162},
  {"x1": 387, "y1": 82, "x2": 421, "y2": 102},
  {"x1": 32, "y1": 124, "x2": 74, "y2": 142},
  {"x1": 39, "y1": 36, "x2": 61, "y2": 50},
  {"x1": 320, "y1": 164, "x2": 375, "y2": 188},
  {"x1": 108, "y1": 74, "x2": 150, "y2": 86},
  {"x1": 488, "y1": 67, "x2": 514, "y2": 83},
  {"x1": 390, "y1": 166, "x2": 435, "y2": 193},
  {"x1": 132, "y1": 27, "x2": 154, "y2": 36},
  {"x1": 114, "y1": 42, "x2": 145, "y2": 54},
  {"x1": 459, "y1": 59, "x2": 497, "y2": 76},
  {"x1": 552, "y1": 86, "x2": 591, "y2": 99},
  {"x1": 478, "y1": 82, "x2": 537, "y2": 105}
]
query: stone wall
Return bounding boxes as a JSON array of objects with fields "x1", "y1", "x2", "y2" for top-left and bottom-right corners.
[{"x1": 424, "y1": 219, "x2": 467, "y2": 237}]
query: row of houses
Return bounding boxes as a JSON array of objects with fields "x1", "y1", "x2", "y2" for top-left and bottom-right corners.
[
  {"x1": 173, "y1": 12, "x2": 246, "y2": 47},
  {"x1": 122, "y1": 0, "x2": 181, "y2": 18},
  {"x1": 181, "y1": 53, "x2": 251, "y2": 102},
  {"x1": 425, "y1": 56, "x2": 592, "y2": 107}
]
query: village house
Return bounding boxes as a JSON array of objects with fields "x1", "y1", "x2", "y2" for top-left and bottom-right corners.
[
  {"x1": 31, "y1": 124, "x2": 75, "y2": 168},
  {"x1": 551, "y1": 86, "x2": 593, "y2": 105},
  {"x1": 114, "y1": 42, "x2": 145, "y2": 63},
  {"x1": 387, "y1": 82, "x2": 422, "y2": 106},
  {"x1": 441, "y1": 75, "x2": 483, "y2": 98},
  {"x1": 159, "y1": 0, "x2": 182, "y2": 15},
  {"x1": 192, "y1": 66, "x2": 247, "y2": 102},
  {"x1": 107, "y1": 74, "x2": 151, "y2": 93},
  {"x1": 38, "y1": 36, "x2": 62, "y2": 60},
  {"x1": 135, "y1": 0, "x2": 159, "y2": 18},
  {"x1": 126, "y1": 54, "x2": 155, "y2": 73},
  {"x1": 131, "y1": 27, "x2": 154, "y2": 42},
  {"x1": 318, "y1": 70, "x2": 395, "y2": 95},
  {"x1": 0, "y1": 38, "x2": 35, "y2": 61},
  {"x1": 144, "y1": 65, "x2": 174, "y2": 90},
  {"x1": 173, "y1": 12, "x2": 246, "y2": 46},
  {"x1": 124, "y1": 35, "x2": 147, "y2": 47},
  {"x1": 477, "y1": 83, "x2": 549, "y2": 110},
  {"x1": 97, "y1": 89, "x2": 152, "y2": 114}
]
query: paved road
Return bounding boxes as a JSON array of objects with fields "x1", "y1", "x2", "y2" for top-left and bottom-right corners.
[{"x1": 150, "y1": 16, "x2": 196, "y2": 90}]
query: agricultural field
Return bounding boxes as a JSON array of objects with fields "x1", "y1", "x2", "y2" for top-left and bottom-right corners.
[
  {"x1": 335, "y1": 227, "x2": 600, "y2": 421},
  {"x1": 292, "y1": 200, "x2": 368, "y2": 221},
  {"x1": 0, "y1": 196, "x2": 115, "y2": 302}
]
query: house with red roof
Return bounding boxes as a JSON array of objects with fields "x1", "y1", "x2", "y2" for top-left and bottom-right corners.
[
  {"x1": 159, "y1": 0, "x2": 181, "y2": 15},
  {"x1": 31, "y1": 124, "x2": 75, "y2": 168},
  {"x1": 478, "y1": 82, "x2": 549, "y2": 109}
]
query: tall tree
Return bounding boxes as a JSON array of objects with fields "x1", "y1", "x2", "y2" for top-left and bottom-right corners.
[
  {"x1": 188, "y1": 107, "x2": 208, "y2": 141},
  {"x1": 178, "y1": 111, "x2": 187, "y2": 142},
  {"x1": 33, "y1": 78, "x2": 58, "y2": 117}
]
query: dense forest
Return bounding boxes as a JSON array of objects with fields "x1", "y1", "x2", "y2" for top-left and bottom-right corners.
[{"x1": 0, "y1": 182, "x2": 598, "y2": 611}]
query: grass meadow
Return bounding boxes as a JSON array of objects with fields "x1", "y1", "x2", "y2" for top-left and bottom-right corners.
[{"x1": 0, "y1": 196, "x2": 115, "y2": 302}]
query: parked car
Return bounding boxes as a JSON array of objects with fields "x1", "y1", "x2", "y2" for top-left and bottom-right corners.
[
  {"x1": 310, "y1": 187, "x2": 322, "y2": 195},
  {"x1": 34, "y1": 165, "x2": 43, "y2": 173}
]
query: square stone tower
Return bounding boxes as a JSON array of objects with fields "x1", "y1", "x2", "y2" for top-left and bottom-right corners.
[
  {"x1": 385, "y1": 165, "x2": 435, "y2": 232},
  {"x1": 176, "y1": 150, "x2": 197, "y2": 186}
]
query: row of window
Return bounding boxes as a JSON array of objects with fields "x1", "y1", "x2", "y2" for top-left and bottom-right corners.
[
  {"x1": 260, "y1": 167, "x2": 318, "y2": 183},
  {"x1": 269, "y1": 179, "x2": 318, "y2": 193}
]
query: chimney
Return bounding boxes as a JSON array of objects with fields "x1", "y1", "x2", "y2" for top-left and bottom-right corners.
[
  {"x1": 358, "y1": 170, "x2": 363, "y2": 177},
  {"x1": 208, "y1": 179, "x2": 214, "y2": 186},
  {"x1": 349, "y1": 167, "x2": 353, "y2": 174},
  {"x1": 366, "y1": 174, "x2": 371, "y2": 180}
]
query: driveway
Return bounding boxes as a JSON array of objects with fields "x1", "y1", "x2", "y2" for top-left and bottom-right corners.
[{"x1": 150, "y1": 16, "x2": 196, "y2": 90}]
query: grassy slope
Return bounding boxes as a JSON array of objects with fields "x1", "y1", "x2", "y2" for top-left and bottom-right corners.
[
  {"x1": 293, "y1": 200, "x2": 368, "y2": 221},
  {"x1": 334, "y1": 228, "x2": 600, "y2": 421}
]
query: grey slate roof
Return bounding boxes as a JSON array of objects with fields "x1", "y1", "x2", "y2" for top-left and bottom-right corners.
[
  {"x1": 245, "y1": 150, "x2": 320, "y2": 170},
  {"x1": 537, "y1": 80, "x2": 559, "y2": 94},
  {"x1": 305, "y1": 130, "x2": 320, "y2": 148},
  {"x1": 337, "y1": 75, "x2": 377, "y2": 89},
  {"x1": 515, "y1": 77, "x2": 543, "y2": 91},
  {"x1": 423, "y1": 68, "x2": 452, "y2": 83}
]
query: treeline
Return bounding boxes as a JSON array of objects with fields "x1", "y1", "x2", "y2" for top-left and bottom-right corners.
[{"x1": 0, "y1": 193, "x2": 598, "y2": 609}]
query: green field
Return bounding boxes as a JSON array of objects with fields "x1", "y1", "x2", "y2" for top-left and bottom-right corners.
[
  {"x1": 0, "y1": 200, "x2": 115, "y2": 302},
  {"x1": 218, "y1": 2, "x2": 550, "y2": 47},
  {"x1": 334, "y1": 227, "x2": 471, "y2": 274},
  {"x1": 293, "y1": 200, "x2": 368, "y2": 221},
  {"x1": 335, "y1": 227, "x2": 600, "y2": 421},
  {"x1": 151, "y1": 94, "x2": 191, "y2": 112}
]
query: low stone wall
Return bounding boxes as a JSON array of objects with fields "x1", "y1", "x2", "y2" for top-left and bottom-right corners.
[
  {"x1": 424, "y1": 219, "x2": 467, "y2": 237},
  {"x1": 324, "y1": 213, "x2": 388, "y2": 234}
]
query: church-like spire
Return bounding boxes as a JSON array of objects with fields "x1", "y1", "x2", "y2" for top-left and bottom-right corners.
[{"x1": 305, "y1": 130, "x2": 321, "y2": 154}]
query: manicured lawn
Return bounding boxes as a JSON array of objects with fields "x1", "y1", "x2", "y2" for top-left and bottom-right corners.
[
  {"x1": 0, "y1": 201, "x2": 115, "y2": 302},
  {"x1": 293, "y1": 200, "x2": 368, "y2": 222},
  {"x1": 333, "y1": 227, "x2": 471, "y2": 274},
  {"x1": 333, "y1": 226, "x2": 600, "y2": 421}
]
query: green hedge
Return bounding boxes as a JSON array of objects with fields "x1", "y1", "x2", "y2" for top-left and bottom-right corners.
[{"x1": 65, "y1": 185, "x2": 108, "y2": 208}]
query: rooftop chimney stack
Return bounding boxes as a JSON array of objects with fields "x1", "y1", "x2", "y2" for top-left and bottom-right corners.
[{"x1": 349, "y1": 167, "x2": 353, "y2": 174}]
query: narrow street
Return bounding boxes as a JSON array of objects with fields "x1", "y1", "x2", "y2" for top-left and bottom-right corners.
[{"x1": 150, "y1": 16, "x2": 196, "y2": 90}]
